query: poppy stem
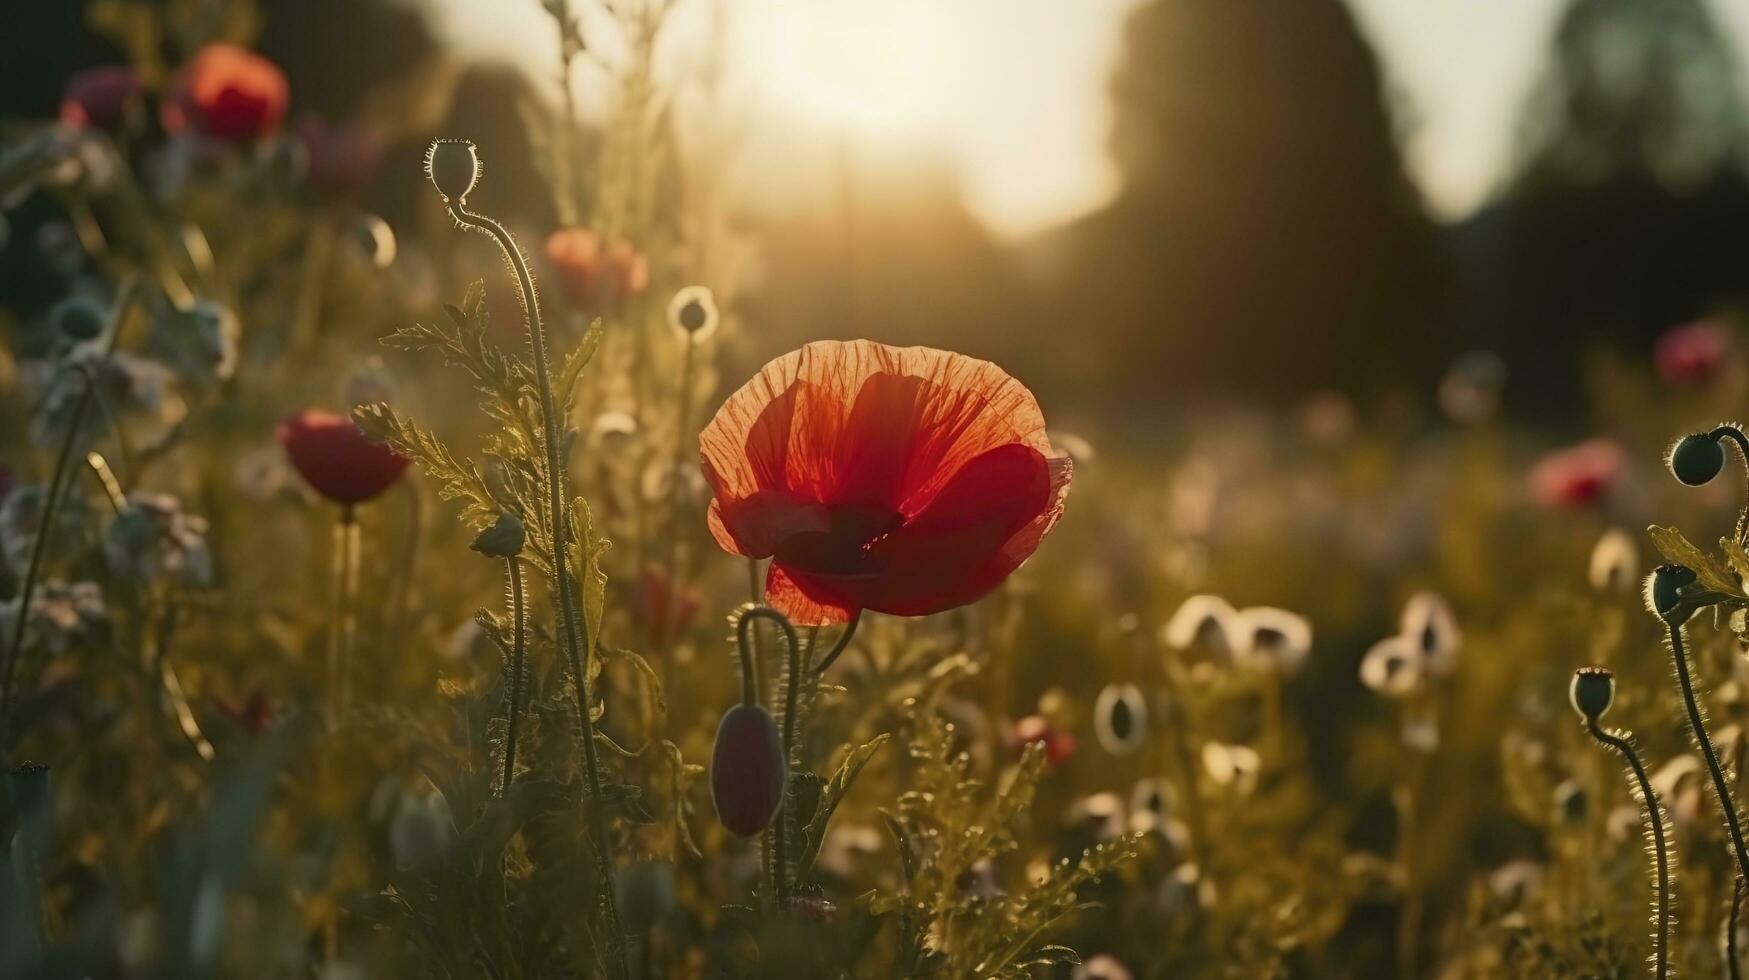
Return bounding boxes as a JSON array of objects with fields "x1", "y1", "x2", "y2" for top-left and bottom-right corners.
[
  {"x1": 445, "y1": 201, "x2": 630, "y2": 976},
  {"x1": 1667, "y1": 621, "x2": 1749, "y2": 881},
  {"x1": 1583, "y1": 717, "x2": 1670, "y2": 980},
  {"x1": 0, "y1": 276, "x2": 138, "y2": 754},
  {"x1": 500, "y1": 556, "x2": 529, "y2": 799},
  {"x1": 661, "y1": 334, "x2": 696, "y2": 644},
  {"x1": 811, "y1": 609, "x2": 862, "y2": 678},
  {"x1": 1710, "y1": 425, "x2": 1749, "y2": 546},
  {"x1": 736, "y1": 606, "x2": 800, "y2": 907},
  {"x1": 327, "y1": 504, "x2": 360, "y2": 719},
  {"x1": 1730, "y1": 876, "x2": 1745, "y2": 980}
]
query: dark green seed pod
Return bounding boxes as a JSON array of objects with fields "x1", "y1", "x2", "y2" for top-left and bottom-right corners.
[
  {"x1": 710, "y1": 703, "x2": 787, "y2": 837},
  {"x1": 1669, "y1": 432, "x2": 1726, "y2": 487},
  {"x1": 470, "y1": 511, "x2": 525, "y2": 558},
  {"x1": 54, "y1": 296, "x2": 105, "y2": 341},
  {"x1": 424, "y1": 138, "x2": 480, "y2": 202},
  {"x1": 1569, "y1": 666, "x2": 1615, "y2": 722},
  {"x1": 1648, "y1": 564, "x2": 1698, "y2": 623}
]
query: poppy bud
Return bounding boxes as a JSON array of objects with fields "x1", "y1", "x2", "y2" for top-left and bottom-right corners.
[
  {"x1": 710, "y1": 703, "x2": 787, "y2": 837},
  {"x1": 1569, "y1": 666, "x2": 1615, "y2": 722},
  {"x1": 1669, "y1": 432, "x2": 1726, "y2": 487},
  {"x1": 1093, "y1": 683, "x2": 1147, "y2": 756},
  {"x1": 54, "y1": 296, "x2": 105, "y2": 342},
  {"x1": 350, "y1": 214, "x2": 397, "y2": 269},
  {"x1": 1648, "y1": 564, "x2": 1699, "y2": 624},
  {"x1": 470, "y1": 512, "x2": 525, "y2": 559},
  {"x1": 667, "y1": 285, "x2": 719, "y2": 341},
  {"x1": 425, "y1": 138, "x2": 480, "y2": 202}
]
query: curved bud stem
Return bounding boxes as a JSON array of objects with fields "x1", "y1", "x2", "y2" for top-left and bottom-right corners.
[
  {"x1": 444, "y1": 200, "x2": 628, "y2": 976},
  {"x1": 1584, "y1": 717, "x2": 1670, "y2": 980},
  {"x1": 1711, "y1": 424, "x2": 1749, "y2": 546},
  {"x1": 1668, "y1": 620, "x2": 1749, "y2": 881},
  {"x1": 736, "y1": 605, "x2": 801, "y2": 907}
]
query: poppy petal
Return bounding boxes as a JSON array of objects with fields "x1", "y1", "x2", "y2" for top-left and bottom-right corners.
[{"x1": 765, "y1": 561, "x2": 858, "y2": 625}]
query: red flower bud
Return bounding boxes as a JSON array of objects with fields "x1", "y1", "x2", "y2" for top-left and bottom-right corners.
[
  {"x1": 162, "y1": 44, "x2": 289, "y2": 143},
  {"x1": 60, "y1": 66, "x2": 142, "y2": 131},
  {"x1": 1528, "y1": 438, "x2": 1623, "y2": 509},
  {"x1": 1012, "y1": 714, "x2": 1076, "y2": 767},
  {"x1": 277, "y1": 410, "x2": 409, "y2": 505},
  {"x1": 545, "y1": 228, "x2": 649, "y2": 308},
  {"x1": 710, "y1": 703, "x2": 787, "y2": 837},
  {"x1": 1655, "y1": 319, "x2": 1731, "y2": 388}
]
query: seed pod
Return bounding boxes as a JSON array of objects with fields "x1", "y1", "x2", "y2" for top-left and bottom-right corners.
[
  {"x1": 54, "y1": 296, "x2": 105, "y2": 341},
  {"x1": 1093, "y1": 683, "x2": 1147, "y2": 756},
  {"x1": 710, "y1": 703, "x2": 787, "y2": 837},
  {"x1": 1569, "y1": 666, "x2": 1615, "y2": 722},
  {"x1": 1668, "y1": 432, "x2": 1726, "y2": 487},
  {"x1": 667, "y1": 285, "x2": 719, "y2": 340},
  {"x1": 424, "y1": 138, "x2": 480, "y2": 202}
]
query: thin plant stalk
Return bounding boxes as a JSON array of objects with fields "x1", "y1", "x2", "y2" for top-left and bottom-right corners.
[
  {"x1": 811, "y1": 609, "x2": 862, "y2": 678},
  {"x1": 1730, "y1": 876, "x2": 1744, "y2": 980},
  {"x1": 1667, "y1": 621, "x2": 1749, "y2": 882},
  {"x1": 327, "y1": 504, "x2": 361, "y2": 719},
  {"x1": 738, "y1": 607, "x2": 800, "y2": 908},
  {"x1": 0, "y1": 277, "x2": 139, "y2": 750},
  {"x1": 660, "y1": 334, "x2": 696, "y2": 646},
  {"x1": 1584, "y1": 717, "x2": 1671, "y2": 980},
  {"x1": 500, "y1": 556, "x2": 529, "y2": 798},
  {"x1": 445, "y1": 200, "x2": 630, "y2": 974}
]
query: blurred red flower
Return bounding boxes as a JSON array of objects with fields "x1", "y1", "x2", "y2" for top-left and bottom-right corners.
[
  {"x1": 278, "y1": 410, "x2": 409, "y2": 505},
  {"x1": 1011, "y1": 714, "x2": 1077, "y2": 767},
  {"x1": 215, "y1": 690, "x2": 275, "y2": 734},
  {"x1": 1655, "y1": 319, "x2": 1732, "y2": 387},
  {"x1": 1529, "y1": 438, "x2": 1624, "y2": 508},
  {"x1": 59, "y1": 66, "x2": 142, "y2": 131},
  {"x1": 162, "y1": 44, "x2": 289, "y2": 142},
  {"x1": 634, "y1": 566, "x2": 700, "y2": 644},
  {"x1": 298, "y1": 115, "x2": 381, "y2": 197},
  {"x1": 545, "y1": 228, "x2": 649, "y2": 307},
  {"x1": 700, "y1": 340, "x2": 1071, "y2": 624}
]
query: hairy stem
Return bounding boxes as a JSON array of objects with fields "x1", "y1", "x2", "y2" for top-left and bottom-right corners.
[
  {"x1": 1585, "y1": 718, "x2": 1670, "y2": 980},
  {"x1": 811, "y1": 609, "x2": 862, "y2": 678},
  {"x1": 737, "y1": 607, "x2": 799, "y2": 907},
  {"x1": 447, "y1": 202, "x2": 628, "y2": 975},
  {"x1": 500, "y1": 557, "x2": 529, "y2": 798},
  {"x1": 327, "y1": 504, "x2": 360, "y2": 719},
  {"x1": 1712, "y1": 425, "x2": 1749, "y2": 547},
  {"x1": 1668, "y1": 621, "x2": 1749, "y2": 881}
]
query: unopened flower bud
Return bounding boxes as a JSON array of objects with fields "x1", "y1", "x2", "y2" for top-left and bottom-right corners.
[
  {"x1": 1569, "y1": 666, "x2": 1615, "y2": 722},
  {"x1": 710, "y1": 703, "x2": 787, "y2": 837},
  {"x1": 55, "y1": 296, "x2": 105, "y2": 341},
  {"x1": 1669, "y1": 432, "x2": 1726, "y2": 487},
  {"x1": 470, "y1": 511, "x2": 525, "y2": 559},
  {"x1": 424, "y1": 138, "x2": 480, "y2": 202},
  {"x1": 1648, "y1": 564, "x2": 1699, "y2": 623}
]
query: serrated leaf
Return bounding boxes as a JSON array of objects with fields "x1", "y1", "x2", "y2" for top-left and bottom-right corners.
[
  {"x1": 796, "y1": 734, "x2": 891, "y2": 879},
  {"x1": 1648, "y1": 525, "x2": 1739, "y2": 596},
  {"x1": 1722, "y1": 536, "x2": 1749, "y2": 588},
  {"x1": 353, "y1": 403, "x2": 499, "y2": 529},
  {"x1": 556, "y1": 318, "x2": 605, "y2": 414},
  {"x1": 569, "y1": 496, "x2": 611, "y2": 670}
]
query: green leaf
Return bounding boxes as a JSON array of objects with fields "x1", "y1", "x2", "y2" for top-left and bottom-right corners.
[
  {"x1": 354, "y1": 403, "x2": 499, "y2": 529},
  {"x1": 1648, "y1": 525, "x2": 1739, "y2": 596},
  {"x1": 1722, "y1": 536, "x2": 1749, "y2": 587},
  {"x1": 556, "y1": 318, "x2": 605, "y2": 414},
  {"x1": 568, "y1": 496, "x2": 612, "y2": 669},
  {"x1": 796, "y1": 735, "x2": 891, "y2": 879}
]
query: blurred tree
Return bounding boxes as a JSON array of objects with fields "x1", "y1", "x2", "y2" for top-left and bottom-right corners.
[
  {"x1": 1459, "y1": 0, "x2": 1749, "y2": 414},
  {"x1": 1017, "y1": 0, "x2": 1438, "y2": 425}
]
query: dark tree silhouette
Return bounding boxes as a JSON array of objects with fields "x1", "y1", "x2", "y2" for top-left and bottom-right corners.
[
  {"x1": 1018, "y1": 0, "x2": 1437, "y2": 422},
  {"x1": 1455, "y1": 0, "x2": 1749, "y2": 414}
]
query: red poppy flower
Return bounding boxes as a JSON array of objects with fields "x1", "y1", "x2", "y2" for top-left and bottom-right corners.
[
  {"x1": 298, "y1": 115, "x2": 381, "y2": 197},
  {"x1": 60, "y1": 66, "x2": 142, "y2": 131},
  {"x1": 545, "y1": 228, "x2": 649, "y2": 307},
  {"x1": 1011, "y1": 714, "x2": 1077, "y2": 767},
  {"x1": 1529, "y1": 438, "x2": 1624, "y2": 509},
  {"x1": 162, "y1": 44, "x2": 289, "y2": 142},
  {"x1": 278, "y1": 410, "x2": 409, "y2": 505},
  {"x1": 699, "y1": 340, "x2": 1071, "y2": 624},
  {"x1": 1655, "y1": 318, "x2": 1731, "y2": 387}
]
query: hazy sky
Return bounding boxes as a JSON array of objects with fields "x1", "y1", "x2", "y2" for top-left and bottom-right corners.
[{"x1": 426, "y1": 0, "x2": 1749, "y2": 238}]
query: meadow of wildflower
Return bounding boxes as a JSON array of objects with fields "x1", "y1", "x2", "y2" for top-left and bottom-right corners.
[{"x1": 10, "y1": 2, "x2": 1749, "y2": 979}]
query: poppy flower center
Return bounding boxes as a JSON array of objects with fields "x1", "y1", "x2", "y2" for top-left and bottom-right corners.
[{"x1": 772, "y1": 504, "x2": 906, "y2": 578}]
